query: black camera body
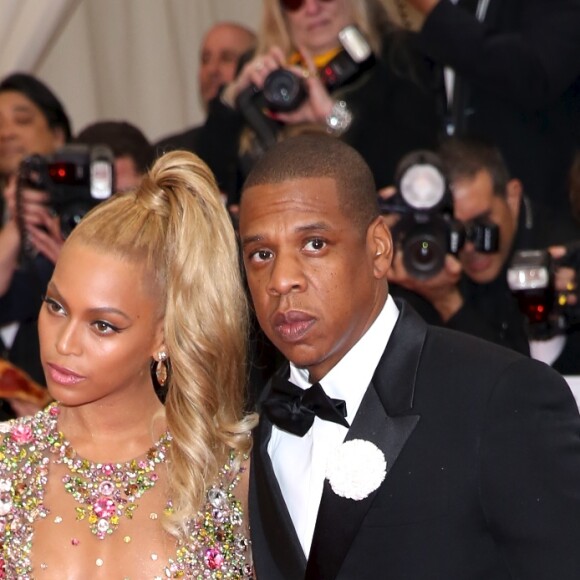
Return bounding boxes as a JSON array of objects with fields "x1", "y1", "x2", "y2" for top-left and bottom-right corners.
[
  {"x1": 261, "y1": 25, "x2": 375, "y2": 113},
  {"x1": 507, "y1": 248, "x2": 580, "y2": 339},
  {"x1": 381, "y1": 150, "x2": 499, "y2": 279},
  {"x1": 235, "y1": 26, "x2": 375, "y2": 149},
  {"x1": 17, "y1": 144, "x2": 115, "y2": 238}
]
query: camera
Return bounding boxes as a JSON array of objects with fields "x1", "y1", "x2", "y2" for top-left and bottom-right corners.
[
  {"x1": 507, "y1": 248, "x2": 580, "y2": 339},
  {"x1": 381, "y1": 150, "x2": 499, "y2": 279},
  {"x1": 261, "y1": 25, "x2": 375, "y2": 113},
  {"x1": 235, "y1": 26, "x2": 375, "y2": 148},
  {"x1": 17, "y1": 144, "x2": 115, "y2": 239}
]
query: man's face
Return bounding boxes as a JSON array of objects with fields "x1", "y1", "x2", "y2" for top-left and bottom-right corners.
[
  {"x1": 0, "y1": 90, "x2": 65, "y2": 177},
  {"x1": 452, "y1": 169, "x2": 520, "y2": 284},
  {"x1": 199, "y1": 24, "x2": 255, "y2": 107},
  {"x1": 239, "y1": 176, "x2": 391, "y2": 382},
  {"x1": 114, "y1": 155, "x2": 142, "y2": 193}
]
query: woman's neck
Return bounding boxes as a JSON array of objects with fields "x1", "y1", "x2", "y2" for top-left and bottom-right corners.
[{"x1": 56, "y1": 389, "x2": 166, "y2": 463}]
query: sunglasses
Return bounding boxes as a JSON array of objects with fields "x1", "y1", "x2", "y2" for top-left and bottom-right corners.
[{"x1": 280, "y1": 0, "x2": 334, "y2": 12}]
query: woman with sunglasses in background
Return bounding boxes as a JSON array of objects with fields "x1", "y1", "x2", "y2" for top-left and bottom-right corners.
[{"x1": 196, "y1": 0, "x2": 442, "y2": 212}]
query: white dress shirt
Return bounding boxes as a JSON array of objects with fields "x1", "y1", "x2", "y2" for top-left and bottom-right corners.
[{"x1": 268, "y1": 296, "x2": 400, "y2": 557}]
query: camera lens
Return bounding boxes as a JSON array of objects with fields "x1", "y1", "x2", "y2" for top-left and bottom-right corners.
[
  {"x1": 262, "y1": 69, "x2": 307, "y2": 113},
  {"x1": 402, "y1": 230, "x2": 446, "y2": 280}
]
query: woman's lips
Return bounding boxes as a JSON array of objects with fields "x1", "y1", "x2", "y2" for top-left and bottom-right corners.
[
  {"x1": 46, "y1": 363, "x2": 86, "y2": 386},
  {"x1": 273, "y1": 310, "x2": 315, "y2": 342}
]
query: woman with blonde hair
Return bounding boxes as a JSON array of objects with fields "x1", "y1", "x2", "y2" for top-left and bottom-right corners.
[
  {"x1": 0, "y1": 150, "x2": 255, "y2": 578},
  {"x1": 197, "y1": 0, "x2": 440, "y2": 209}
]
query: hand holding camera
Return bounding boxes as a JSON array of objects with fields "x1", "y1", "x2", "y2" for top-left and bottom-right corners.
[
  {"x1": 225, "y1": 26, "x2": 374, "y2": 149},
  {"x1": 380, "y1": 150, "x2": 499, "y2": 280},
  {"x1": 15, "y1": 144, "x2": 114, "y2": 264},
  {"x1": 388, "y1": 249, "x2": 465, "y2": 321}
]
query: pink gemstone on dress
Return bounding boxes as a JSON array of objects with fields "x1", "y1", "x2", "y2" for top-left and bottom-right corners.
[
  {"x1": 49, "y1": 405, "x2": 60, "y2": 416},
  {"x1": 93, "y1": 497, "x2": 116, "y2": 518},
  {"x1": 71, "y1": 538, "x2": 80, "y2": 546},
  {"x1": 10, "y1": 424, "x2": 33, "y2": 444},
  {"x1": 204, "y1": 548, "x2": 224, "y2": 570},
  {"x1": 101, "y1": 464, "x2": 114, "y2": 476}
]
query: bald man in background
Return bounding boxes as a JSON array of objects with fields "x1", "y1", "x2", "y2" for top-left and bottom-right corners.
[{"x1": 156, "y1": 22, "x2": 256, "y2": 154}]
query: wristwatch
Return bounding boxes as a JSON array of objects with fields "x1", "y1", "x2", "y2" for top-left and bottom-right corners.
[{"x1": 325, "y1": 100, "x2": 353, "y2": 136}]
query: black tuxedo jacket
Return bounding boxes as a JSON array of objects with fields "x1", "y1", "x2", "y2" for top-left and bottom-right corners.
[{"x1": 249, "y1": 301, "x2": 580, "y2": 579}]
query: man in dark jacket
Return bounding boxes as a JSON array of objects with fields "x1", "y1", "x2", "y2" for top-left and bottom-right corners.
[
  {"x1": 239, "y1": 134, "x2": 580, "y2": 579},
  {"x1": 406, "y1": 0, "x2": 580, "y2": 220}
]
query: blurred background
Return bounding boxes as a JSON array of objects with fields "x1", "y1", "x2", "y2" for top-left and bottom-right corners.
[{"x1": 0, "y1": 0, "x2": 262, "y2": 142}]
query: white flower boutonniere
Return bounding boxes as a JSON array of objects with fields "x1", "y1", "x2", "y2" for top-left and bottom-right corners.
[{"x1": 326, "y1": 439, "x2": 387, "y2": 500}]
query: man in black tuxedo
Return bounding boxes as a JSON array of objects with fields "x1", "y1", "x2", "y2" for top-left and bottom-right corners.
[
  {"x1": 406, "y1": 0, "x2": 580, "y2": 222},
  {"x1": 238, "y1": 134, "x2": 580, "y2": 579}
]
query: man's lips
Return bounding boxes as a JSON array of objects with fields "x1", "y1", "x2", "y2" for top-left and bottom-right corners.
[
  {"x1": 46, "y1": 363, "x2": 86, "y2": 386},
  {"x1": 272, "y1": 310, "x2": 315, "y2": 342}
]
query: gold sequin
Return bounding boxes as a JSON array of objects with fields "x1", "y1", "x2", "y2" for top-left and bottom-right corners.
[{"x1": 123, "y1": 535, "x2": 132, "y2": 543}]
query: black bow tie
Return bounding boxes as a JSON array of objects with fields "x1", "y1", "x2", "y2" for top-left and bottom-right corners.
[{"x1": 263, "y1": 377, "x2": 349, "y2": 437}]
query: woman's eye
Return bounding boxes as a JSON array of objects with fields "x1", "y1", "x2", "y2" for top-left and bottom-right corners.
[
  {"x1": 43, "y1": 296, "x2": 65, "y2": 315},
  {"x1": 93, "y1": 321, "x2": 120, "y2": 335}
]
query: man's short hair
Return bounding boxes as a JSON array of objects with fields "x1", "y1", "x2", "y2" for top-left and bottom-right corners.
[
  {"x1": 439, "y1": 137, "x2": 511, "y2": 198},
  {"x1": 76, "y1": 121, "x2": 154, "y2": 174},
  {"x1": 242, "y1": 135, "x2": 379, "y2": 231}
]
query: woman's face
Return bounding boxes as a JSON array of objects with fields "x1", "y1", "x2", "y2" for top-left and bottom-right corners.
[
  {"x1": 38, "y1": 240, "x2": 165, "y2": 407},
  {"x1": 283, "y1": 0, "x2": 355, "y2": 57},
  {"x1": 0, "y1": 90, "x2": 65, "y2": 178}
]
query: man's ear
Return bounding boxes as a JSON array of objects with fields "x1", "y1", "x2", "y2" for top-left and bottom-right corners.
[
  {"x1": 506, "y1": 178, "x2": 523, "y2": 222},
  {"x1": 367, "y1": 215, "x2": 393, "y2": 279}
]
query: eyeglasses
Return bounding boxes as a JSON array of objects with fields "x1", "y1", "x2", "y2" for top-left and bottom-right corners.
[{"x1": 280, "y1": 0, "x2": 334, "y2": 13}]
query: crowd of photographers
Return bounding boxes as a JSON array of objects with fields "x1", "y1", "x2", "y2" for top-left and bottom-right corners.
[{"x1": 1, "y1": 0, "x2": 580, "y2": 418}]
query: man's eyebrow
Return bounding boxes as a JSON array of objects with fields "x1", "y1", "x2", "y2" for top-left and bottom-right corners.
[{"x1": 241, "y1": 222, "x2": 332, "y2": 247}]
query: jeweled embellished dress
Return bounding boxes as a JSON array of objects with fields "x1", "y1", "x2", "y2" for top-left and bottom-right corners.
[{"x1": 0, "y1": 406, "x2": 253, "y2": 578}]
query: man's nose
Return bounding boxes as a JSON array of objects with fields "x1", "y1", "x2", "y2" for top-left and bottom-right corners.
[{"x1": 267, "y1": 252, "x2": 306, "y2": 296}]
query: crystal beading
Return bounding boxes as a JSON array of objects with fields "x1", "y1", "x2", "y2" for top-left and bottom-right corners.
[{"x1": 53, "y1": 415, "x2": 172, "y2": 540}]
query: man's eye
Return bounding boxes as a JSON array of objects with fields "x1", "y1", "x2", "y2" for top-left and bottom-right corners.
[
  {"x1": 250, "y1": 249, "x2": 273, "y2": 262},
  {"x1": 305, "y1": 238, "x2": 326, "y2": 251}
]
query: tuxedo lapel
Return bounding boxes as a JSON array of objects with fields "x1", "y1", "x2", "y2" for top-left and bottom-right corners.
[
  {"x1": 305, "y1": 300, "x2": 425, "y2": 579},
  {"x1": 250, "y1": 372, "x2": 307, "y2": 579}
]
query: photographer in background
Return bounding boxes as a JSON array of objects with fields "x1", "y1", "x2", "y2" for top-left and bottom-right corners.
[
  {"x1": 196, "y1": 0, "x2": 440, "y2": 209},
  {"x1": 156, "y1": 22, "x2": 257, "y2": 156},
  {"x1": 386, "y1": 137, "x2": 580, "y2": 361},
  {"x1": 76, "y1": 120, "x2": 155, "y2": 193},
  {"x1": 405, "y1": 0, "x2": 580, "y2": 224},
  {"x1": 0, "y1": 73, "x2": 72, "y2": 418}
]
